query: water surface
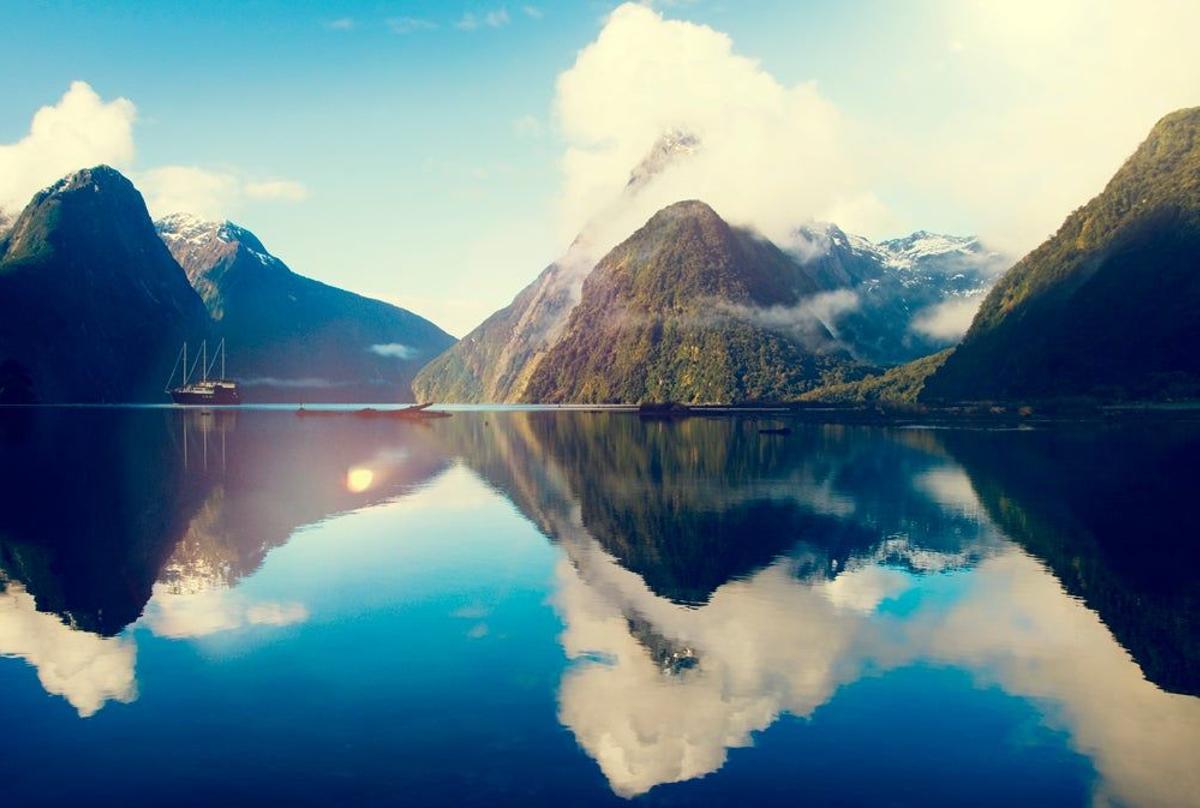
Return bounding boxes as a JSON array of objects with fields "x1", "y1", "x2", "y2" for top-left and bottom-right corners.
[{"x1": 0, "y1": 409, "x2": 1196, "y2": 806}]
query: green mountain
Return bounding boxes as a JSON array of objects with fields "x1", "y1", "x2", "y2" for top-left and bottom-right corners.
[
  {"x1": 923, "y1": 107, "x2": 1200, "y2": 402},
  {"x1": 523, "y1": 200, "x2": 856, "y2": 403},
  {"x1": 799, "y1": 349, "x2": 952, "y2": 404},
  {"x1": 157, "y1": 214, "x2": 455, "y2": 402},
  {"x1": 0, "y1": 166, "x2": 209, "y2": 402}
]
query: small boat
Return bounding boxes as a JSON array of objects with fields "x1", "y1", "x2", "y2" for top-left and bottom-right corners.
[
  {"x1": 166, "y1": 340, "x2": 241, "y2": 406},
  {"x1": 296, "y1": 403, "x2": 449, "y2": 419}
]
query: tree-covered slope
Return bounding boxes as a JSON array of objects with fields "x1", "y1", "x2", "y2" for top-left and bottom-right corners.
[
  {"x1": 800, "y1": 349, "x2": 952, "y2": 404},
  {"x1": 923, "y1": 107, "x2": 1200, "y2": 402},
  {"x1": 524, "y1": 201, "x2": 856, "y2": 403}
]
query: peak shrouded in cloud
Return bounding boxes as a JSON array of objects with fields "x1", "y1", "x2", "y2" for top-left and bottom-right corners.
[{"x1": 554, "y1": 3, "x2": 884, "y2": 258}]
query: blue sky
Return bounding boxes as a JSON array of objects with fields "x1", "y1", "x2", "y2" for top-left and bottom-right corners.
[{"x1": 1, "y1": 1, "x2": 1198, "y2": 334}]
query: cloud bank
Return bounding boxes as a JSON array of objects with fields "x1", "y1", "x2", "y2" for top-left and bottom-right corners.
[
  {"x1": 556, "y1": 1, "x2": 1200, "y2": 262},
  {"x1": 554, "y1": 3, "x2": 884, "y2": 256},
  {"x1": 910, "y1": 294, "x2": 988, "y2": 341}
]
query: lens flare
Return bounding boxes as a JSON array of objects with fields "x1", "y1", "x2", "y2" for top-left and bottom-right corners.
[{"x1": 346, "y1": 467, "x2": 374, "y2": 493}]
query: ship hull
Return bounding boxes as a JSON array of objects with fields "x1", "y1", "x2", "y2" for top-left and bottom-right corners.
[{"x1": 170, "y1": 387, "x2": 241, "y2": 406}]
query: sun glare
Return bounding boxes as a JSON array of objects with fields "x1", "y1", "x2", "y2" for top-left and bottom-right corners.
[{"x1": 346, "y1": 467, "x2": 374, "y2": 493}]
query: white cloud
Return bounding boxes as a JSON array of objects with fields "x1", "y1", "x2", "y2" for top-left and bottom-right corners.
[
  {"x1": 369, "y1": 343, "x2": 418, "y2": 359},
  {"x1": 387, "y1": 16, "x2": 438, "y2": 34},
  {"x1": 716, "y1": 289, "x2": 861, "y2": 348},
  {"x1": 556, "y1": 1, "x2": 1200, "y2": 261},
  {"x1": 0, "y1": 82, "x2": 309, "y2": 222},
  {"x1": 456, "y1": 8, "x2": 511, "y2": 30},
  {"x1": 0, "y1": 81, "x2": 136, "y2": 214},
  {"x1": 244, "y1": 179, "x2": 310, "y2": 202},
  {"x1": 522, "y1": 5, "x2": 543, "y2": 19},
  {"x1": 910, "y1": 293, "x2": 987, "y2": 341},
  {"x1": 139, "y1": 166, "x2": 309, "y2": 219},
  {"x1": 325, "y1": 17, "x2": 355, "y2": 31},
  {"x1": 0, "y1": 584, "x2": 137, "y2": 718},
  {"x1": 138, "y1": 166, "x2": 241, "y2": 220},
  {"x1": 553, "y1": 4, "x2": 880, "y2": 258}
]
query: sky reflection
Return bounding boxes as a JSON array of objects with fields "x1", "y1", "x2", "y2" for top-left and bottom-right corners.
[{"x1": 0, "y1": 410, "x2": 1195, "y2": 805}]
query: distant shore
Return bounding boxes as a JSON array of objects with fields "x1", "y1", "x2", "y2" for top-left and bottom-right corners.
[{"x1": 4, "y1": 399, "x2": 1200, "y2": 427}]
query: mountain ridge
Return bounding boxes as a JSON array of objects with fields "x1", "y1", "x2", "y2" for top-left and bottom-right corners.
[
  {"x1": 156, "y1": 213, "x2": 455, "y2": 402},
  {"x1": 522, "y1": 200, "x2": 855, "y2": 403},
  {"x1": 922, "y1": 106, "x2": 1200, "y2": 401}
]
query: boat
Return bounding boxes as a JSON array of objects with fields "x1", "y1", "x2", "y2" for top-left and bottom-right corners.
[
  {"x1": 296, "y1": 403, "x2": 449, "y2": 419},
  {"x1": 166, "y1": 340, "x2": 241, "y2": 406}
]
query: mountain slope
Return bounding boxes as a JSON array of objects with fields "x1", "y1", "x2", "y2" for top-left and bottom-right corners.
[
  {"x1": 923, "y1": 107, "x2": 1200, "y2": 401},
  {"x1": 157, "y1": 214, "x2": 454, "y2": 402},
  {"x1": 413, "y1": 131, "x2": 700, "y2": 404},
  {"x1": 0, "y1": 166, "x2": 209, "y2": 402},
  {"x1": 523, "y1": 201, "x2": 855, "y2": 403},
  {"x1": 410, "y1": 258, "x2": 580, "y2": 403},
  {"x1": 787, "y1": 225, "x2": 1008, "y2": 365}
]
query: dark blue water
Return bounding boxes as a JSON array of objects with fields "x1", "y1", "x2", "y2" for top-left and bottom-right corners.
[{"x1": 0, "y1": 409, "x2": 1196, "y2": 806}]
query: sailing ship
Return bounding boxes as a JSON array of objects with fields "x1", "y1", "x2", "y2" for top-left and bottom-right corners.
[{"x1": 166, "y1": 339, "x2": 241, "y2": 405}]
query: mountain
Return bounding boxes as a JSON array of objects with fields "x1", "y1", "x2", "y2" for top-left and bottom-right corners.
[
  {"x1": 786, "y1": 225, "x2": 1008, "y2": 365},
  {"x1": 413, "y1": 131, "x2": 701, "y2": 404},
  {"x1": 0, "y1": 166, "x2": 209, "y2": 402},
  {"x1": 157, "y1": 214, "x2": 454, "y2": 402},
  {"x1": 523, "y1": 200, "x2": 855, "y2": 403},
  {"x1": 923, "y1": 107, "x2": 1200, "y2": 402},
  {"x1": 414, "y1": 184, "x2": 1002, "y2": 404}
]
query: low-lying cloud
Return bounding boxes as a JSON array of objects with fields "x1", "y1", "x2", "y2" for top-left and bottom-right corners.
[
  {"x1": 910, "y1": 293, "x2": 987, "y2": 341},
  {"x1": 369, "y1": 343, "x2": 419, "y2": 360},
  {"x1": 718, "y1": 289, "x2": 861, "y2": 346}
]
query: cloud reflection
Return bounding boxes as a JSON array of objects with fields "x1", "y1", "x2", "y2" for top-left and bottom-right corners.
[
  {"x1": 0, "y1": 583, "x2": 136, "y2": 717},
  {"x1": 140, "y1": 583, "x2": 308, "y2": 640},
  {"x1": 524, "y1": 423, "x2": 1200, "y2": 803}
]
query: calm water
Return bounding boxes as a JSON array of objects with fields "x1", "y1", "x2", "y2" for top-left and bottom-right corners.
[{"x1": 0, "y1": 409, "x2": 1197, "y2": 806}]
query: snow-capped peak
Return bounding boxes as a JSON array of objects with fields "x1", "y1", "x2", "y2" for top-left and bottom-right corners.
[
  {"x1": 155, "y1": 214, "x2": 281, "y2": 270},
  {"x1": 626, "y1": 129, "x2": 700, "y2": 191}
]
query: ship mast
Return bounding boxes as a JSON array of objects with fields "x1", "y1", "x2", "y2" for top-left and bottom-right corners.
[{"x1": 202, "y1": 341, "x2": 208, "y2": 383}]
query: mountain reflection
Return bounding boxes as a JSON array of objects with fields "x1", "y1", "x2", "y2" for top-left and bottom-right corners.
[
  {"x1": 0, "y1": 408, "x2": 450, "y2": 714},
  {"x1": 442, "y1": 413, "x2": 1200, "y2": 803},
  {"x1": 0, "y1": 409, "x2": 1196, "y2": 805}
]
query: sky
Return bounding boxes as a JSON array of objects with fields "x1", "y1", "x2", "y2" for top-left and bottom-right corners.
[{"x1": 1, "y1": 0, "x2": 1198, "y2": 336}]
